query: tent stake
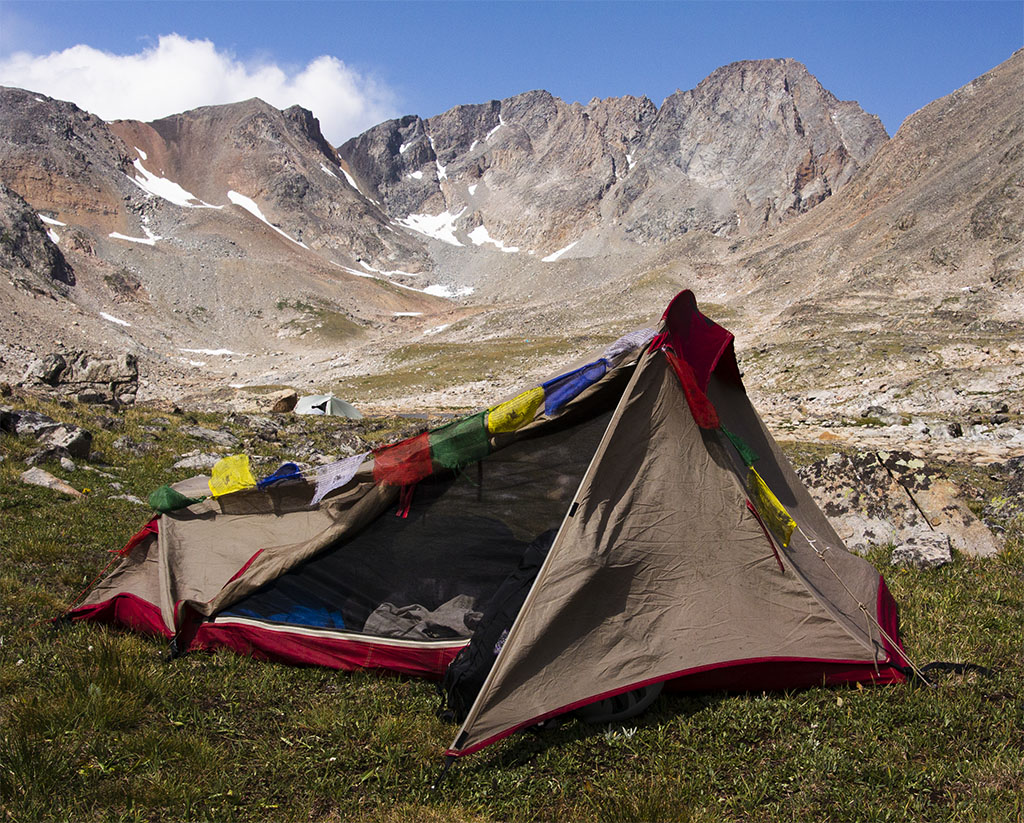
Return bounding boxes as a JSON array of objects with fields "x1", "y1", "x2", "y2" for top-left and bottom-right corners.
[{"x1": 430, "y1": 755, "x2": 457, "y2": 792}]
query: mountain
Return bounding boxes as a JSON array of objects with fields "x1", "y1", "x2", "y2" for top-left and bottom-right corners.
[
  {"x1": 0, "y1": 52, "x2": 1020, "y2": 456},
  {"x1": 339, "y1": 59, "x2": 886, "y2": 254}
]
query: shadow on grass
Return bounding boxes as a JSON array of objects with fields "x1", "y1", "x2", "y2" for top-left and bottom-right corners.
[{"x1": 464, "y1": 690, "x2": 728, "y2": 771}]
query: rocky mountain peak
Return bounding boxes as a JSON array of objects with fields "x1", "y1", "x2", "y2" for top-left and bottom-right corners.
[{"x1": 339, "y1": 61, "x2": 887, "y2": 253}]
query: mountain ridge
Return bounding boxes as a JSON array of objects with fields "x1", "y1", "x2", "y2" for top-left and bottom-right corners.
[{"x1": 1, "y1": 52, "x2": 1021, "y2": 465}]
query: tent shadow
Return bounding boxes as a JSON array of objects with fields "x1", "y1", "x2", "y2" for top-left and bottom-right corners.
[{"x1": 475, "y1": 691, "x2": 728, "y2": 769}]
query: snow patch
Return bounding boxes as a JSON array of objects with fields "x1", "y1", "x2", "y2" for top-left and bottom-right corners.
[
  {"x1": 187, "y1": 360, "x2": 207, "y2": 367},
  {"x1": 335, "y1": 263, "x2": 471, "y2": 300},
  {"x1": 397, "y1": 208, "x2": 466, "y2": 246},
  {"x1": 38, "y1": 214, "x2": 66, "y2": 226},
  {"x1": 340, "y1": 168, "x2": 362, "y2": 194},
  {"x1": 626, "y1": 153, "x2": 636, "y2": 170},
  {"x1": 181, "y1": 348, "x2": 237, "y2": 356},
  {"x1": 467, "y1": 184, "x2": 478, "y2": 196},
  {"x1": 542, "y1": 241, "x2": 578, "y2": 262},
  {"x1": 100, "y1": 312, "x2": 131, "y2": 327},
  {"x1": 129, "y1": 159, "x2": 219, "y2": 208},
  {"x1": 422, "y1": 323, "x2": 450, "y2": 336},
  {"x1": 135, "y1": 146, "x2": 148, "y2": 161},
  {"x1": 46, "y1": 228, "x2": 60, "y2": 244},
  {"x1": 399, "y1": 141, "x2": 412, "y2": 154},
  {"x1": 423, "y1": 283, "x2": 474, "y2": 298},
  {"x1": 320, "y1": 163, "x2": 338, "y2": 179},
  {"x1": 468, "y1": 225, "x2": 518, "y2": 253},
  {"x1": 469, "y1": 140, "x2": 479, "y2": 153},
  {"x1": 337, "y1": 265, "x2": 376, "y2": 279},
  {"x1": 359, "y1": 260, "x2": 420, "y2": 277},
  {"x1": 407, "y1": 170, "x2": 424, "y2": 180},
  {"x1": 485, "y1": 116, "x2": 505, "y2": 141},
  {"x1": 428, "y1": 136, "x2": 447, "y2": 180},
  {"x1": 109, "y1": 225, "x2": 161, "y2": 246},
  {"x1": 228, "y1": 191, "x2": 308, "y2": 248},
  {"x1": 393, "y1": 312, "x2": 423, "y2": 317}
]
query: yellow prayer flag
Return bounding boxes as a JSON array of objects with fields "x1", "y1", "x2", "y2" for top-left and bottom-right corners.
[
  {"x1": 748, "y1": 467, "x2": 796, "y2": 548},
  {"x1": 486, "y1": 387, "x2": 545, "y2": 434},
  {"x1": 209, "y1": 454, "x2": 257, "y2": 498}
]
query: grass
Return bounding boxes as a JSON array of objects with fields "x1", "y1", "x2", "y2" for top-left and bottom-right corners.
[
  {"x1": 332, "y1": 336, "x2": 598, "y2": 401},
  {"x1": 1, "y1": 392, "x2": 1023, "y2": 821},
  {"x1": 276, "y1": 298, "x2": 365, "y2": 343}
]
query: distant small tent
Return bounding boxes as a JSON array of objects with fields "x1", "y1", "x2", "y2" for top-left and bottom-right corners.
[
  {"x1": 295, "y1": 394, "x2": 362, "y2": 419},
  {"x1": 67, "y1": 291, "x2": 907, "y2": 759}
]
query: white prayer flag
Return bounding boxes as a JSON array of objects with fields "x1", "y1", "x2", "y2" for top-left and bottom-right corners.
[{"x1": 310, "y1": 452, "x2": 369, "y2": 506}]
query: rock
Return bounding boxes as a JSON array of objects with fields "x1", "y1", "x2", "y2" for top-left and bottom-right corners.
[
  {"x1": 267, "y1": 389, "x2": 299, "y2": 413},
  {"x1": 798, "y1": 451, "x2": 929, "y2": 553},
  {"x1": 23, "y1": 350, "x2": 139, "y2": 407},
  {"x1": 228, "y1": 413, "x2": 279, "y2": 442},
  {"x1": 181, "y1": 425, "x2": 239, "y2": 449},
  {"x1": 20, "y1": 466, "x2": 83, "y2": 497},
  {"x1": 44, "y1": 424, "x2": 92, "y2": 459},
  {"x1": 908, "y1": 478, "x2": 1003, "y2": 558},
  {"x1": 947, "y1": 422, "x2": 963, "y2": 438},
  {"x1": 11, "y1": 410, "x2": 60, "y2": 438},
  {"x1": 172, "y1": 450, "x2": 222, "y2": 470},
  {"x1": 25, "y1": 353, "x2": 67, "y2": 385},
  {"x1": 60, "y1": 456, "x2": 75, "y2": 471},
  {"x1": 797, "y1": 450, "x2": 1002, "y2": 557},
  {"x1": 109, "y1": 493, "x2": 147, "y2": 506},
  {"x1": 25, "y1": 445, "x2": 72, "y2": 466},
  {"x1": 862, "y1": 405, "x2": 902, "y2": 425},
  {"x1": 112, "y1": 435, "x2": 157, "y2": 456},
  {"x1": 891, "y1": 531, "x2": 953, "y2": 569}
]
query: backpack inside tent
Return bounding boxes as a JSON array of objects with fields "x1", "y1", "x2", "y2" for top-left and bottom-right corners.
[{"x1": 67, "y1": 291, "x2": 907, "y2": 758}]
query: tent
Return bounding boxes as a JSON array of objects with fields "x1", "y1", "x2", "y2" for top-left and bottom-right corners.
[
  {"x1": 294, "y1": 394, "x2": 363, "y2": 419},
  {"x1": 67, "y1": 291, "x2": 907, "y2": 758}
]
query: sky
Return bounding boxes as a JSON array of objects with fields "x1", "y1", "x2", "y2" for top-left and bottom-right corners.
[{"x1": 1, "y1": 1, "x2": 1021, "y2": 145}]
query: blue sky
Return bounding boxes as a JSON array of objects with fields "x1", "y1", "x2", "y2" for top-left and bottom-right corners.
[{"x1": 1, "y1": 1, "x2": 1021, "y2": 143}]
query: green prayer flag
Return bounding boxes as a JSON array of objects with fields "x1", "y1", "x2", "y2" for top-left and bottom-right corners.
[
  {"x1": 430, "y1": 411, "x2": 490, "y2": 471},
  {"x1": 721, "y1": 426, "x2": 759, "y2": 467},
  {"x1": 148, "y1": 484, "x2": 204, "y2": 513}
]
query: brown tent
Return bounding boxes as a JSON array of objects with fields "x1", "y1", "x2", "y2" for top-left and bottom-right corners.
[{"x1": 68, "y1": 290, "x2": 906, "y2": 757}]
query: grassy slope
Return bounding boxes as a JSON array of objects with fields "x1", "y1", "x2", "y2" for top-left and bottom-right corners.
[{"x1": 1, "y1": 395, "x2": 1022, "y2": 822}]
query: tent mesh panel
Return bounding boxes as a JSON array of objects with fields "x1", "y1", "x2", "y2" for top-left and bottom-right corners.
[{"x1": 223, "y1": 410, "x2": 613, "y2": 638}]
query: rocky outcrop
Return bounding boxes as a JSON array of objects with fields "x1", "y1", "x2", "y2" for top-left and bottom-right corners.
[
  {"x1": 23, "y1": 350, "x2": 139, "y2": 406},
  {"x1": 797, "y1": 450, "x2": 1002, "y2": 558},
  {"x1": 2, "y1": 406, "x2": 94, "y2": 460},
  {"x1": 0, "y1": 182, "x2": 74, "y2": 292}
]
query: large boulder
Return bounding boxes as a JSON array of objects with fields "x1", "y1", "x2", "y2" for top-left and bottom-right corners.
[
  {"x1": 23, "y1": 349, "x2": 138, "y2": 406},
  {"x1": 797, "y1": 450, "x2": 1002, "y2": 558}
]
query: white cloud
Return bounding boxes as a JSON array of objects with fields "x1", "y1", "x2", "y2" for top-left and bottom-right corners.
[{"x1": 0, "y1": 34, "x2": 397, "y2": 144}]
